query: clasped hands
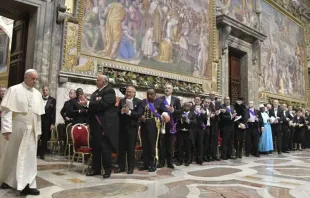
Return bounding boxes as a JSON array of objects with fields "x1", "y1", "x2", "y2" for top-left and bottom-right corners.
[
  {"x1": 78, "y1": 95, "x2": 88, "y2": 106},
  {"x1": 121, "y1": 104, "x2": 130, "y2": 114}
]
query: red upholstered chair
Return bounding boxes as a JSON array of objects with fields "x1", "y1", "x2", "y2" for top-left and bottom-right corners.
[{"x1": 70, "y1": 124, "x2": 92, "y2": 174}]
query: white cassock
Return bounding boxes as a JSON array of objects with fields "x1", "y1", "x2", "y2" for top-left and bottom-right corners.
[{"x1": 0, "y1": 83, "x2": 45, "y2": 190}]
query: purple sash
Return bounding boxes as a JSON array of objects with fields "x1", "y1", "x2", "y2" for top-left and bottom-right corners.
[
  {"x1": 249, "y1": 109, "x2": 256, "y2": 116},
  {"x1": 147, "y1": 100, "x2": 161, "y2": 120},
  {"x1": 195, "y1": 107, "x2": 206, "y2": 130},
  {"x1": 226, "y1": 107, "x2": 232, "y2": 113},
  {"x1": 164, "y1": 99, "x2": 176, "y2": 134}
]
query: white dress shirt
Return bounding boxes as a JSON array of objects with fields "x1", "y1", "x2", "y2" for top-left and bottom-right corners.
[
  {"x1": 165, "y1": 95, "x2": 171, "y2": 106},
  {"x1": 249, "y1": 108, "x2": 256, "y2": 122}
]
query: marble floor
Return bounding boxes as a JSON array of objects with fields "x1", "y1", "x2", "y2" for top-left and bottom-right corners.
[{"x1": 2, "y1": 151, "x2": 310, "y2": 197}]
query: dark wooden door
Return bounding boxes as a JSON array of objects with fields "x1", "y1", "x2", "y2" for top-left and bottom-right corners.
[
  {"x1": 8, "y1": 18, "x2": 28, "y2": 87},
  {"x1": 229, "y1": 56, "x2": 241, "y2": 103}
]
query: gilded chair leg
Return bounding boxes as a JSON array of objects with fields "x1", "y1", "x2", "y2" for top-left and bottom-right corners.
[
  {"x1": 77, "y1": 154, "x2": 81, "y2": 164},
  {"x1": 64, "y1": 144, "x2": 68, "y2": 157},
  {"x1": 70, "y1": 153, "x2": 76, "y2": 170},
  {"x1": 68, "y1": 145, "x2": 72, "y2": 161},
  {"x1": 82, "y1": 154, "x2": 85, "y2": 174}
]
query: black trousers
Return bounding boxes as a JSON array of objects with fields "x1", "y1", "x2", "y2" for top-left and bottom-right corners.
[
  {"x1": 289, "y1": 126, "x2": 295, "y2": 150},
  {"x1": 118, "y1": 126, "x2": 138, "y2": 170},
  {"x1": 282, "y1": 124, "x2": 290, "y2": 151},
  {"x1": 90, "y1": 119, "x2": 114, "y2": 172},
  {"x1": 203, "y1": 126, "x2": 211, "y2": 158},
  {"x1": 159, "y1": 126, "x2": 174, "y2": 165},
  {"x1": 220, "y1": 126, "x2": 234, "y2": 158},
  {"x1": 178, "y1": 130, "x2": 191, "y2": 163},
  {"x1": 210, "y1": 124, "x2": 219, "y2": 158},
  {"x1": 38, "y1": 120, "x2": 51, "y2": 157},
  {"x1": 192, "y1": 128, "x2": 204, "y2": 162},
  {"x1": 271, "y1": 123, "x2": 283, "y2": 153},
  {"x1": 246, "y1": 124, "x2": 259, "y2": 155},
  {"x1": 141, "y1": 119, "x2": 158, "y2": 168}
]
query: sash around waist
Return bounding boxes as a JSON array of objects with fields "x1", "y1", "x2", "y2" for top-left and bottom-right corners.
[{"x1": 12, "y1": 113, "x2": 34, "y2": 126}]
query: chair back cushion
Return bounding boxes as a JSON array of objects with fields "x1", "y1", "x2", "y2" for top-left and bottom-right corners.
[{"x1": 71, "y1": 124, "x2": 89, "y2": 149}]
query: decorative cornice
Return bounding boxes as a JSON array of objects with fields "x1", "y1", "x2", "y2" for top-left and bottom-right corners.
[{"x1": 216, "y1": 14, "x2": 267, "y2": 43}]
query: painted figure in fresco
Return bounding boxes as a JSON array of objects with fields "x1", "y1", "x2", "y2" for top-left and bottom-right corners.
[
  {"x1": 82, "y1": 9, "x2": 102, "y2": 52},
  {"x1": 118, "y1": 24, "x2": 136, "y2": 59},
  {"x1": 148, "y1": 0, "x2": 163, "y2": 43},
  {"x1": 141, "y1": 27, "x2": 156, "y2": 58},
  {"x1": 101, "y1": 1, "x2": 127, "y2": 59}
]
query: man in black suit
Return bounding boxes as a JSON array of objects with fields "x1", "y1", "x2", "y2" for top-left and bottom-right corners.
[
  {"x1": 209, "y1": 92, "x2": 221, "y2": 161},
  {"x1": 158, "y1": 83, "x2": 181, "y2": 169},
  {"x1": 67, "y1": 88, "x2": 89, "y2": 125},
  {"x1": 219, "y1": 97, "x2": 236, "y2": 160},
  {"x1": 80, "y1": 75, "x2": 119, "y2": 179},
  {"x1": 115, "y1": 86, "x2": 141, "y2": 174},
  {"x1": 287, "y1": 105, "x2": 295, "y2": 151},
  {"x1": 38, "y1": 86, "x2": 56, "y2": 160},
  {"x1": 60, "y1": 89, "x2": 76, "y2": 126},
  {"x1": 281, "y1": 104, "x2": 290, "y2": 153},
  {"x1": 137, "y1": 89, "x2": 169, "y2": 172},
  {"x1": 269, "y1": 100, "x2": 285, "y2": 154},
  {"x1": 246, "y1": 101, "x2": 263, "y2": 157}
]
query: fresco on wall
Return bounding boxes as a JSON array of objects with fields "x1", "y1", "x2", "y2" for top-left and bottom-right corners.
[
  {"x1": 81, "y1": 0, "x2": 211, "y2": 77},
  {"x1": 260, "y1": 0, "x2": 305, "y2": 98},
  {"x1": 227, "y1": 0, "x2": 257, "y2": 28}
]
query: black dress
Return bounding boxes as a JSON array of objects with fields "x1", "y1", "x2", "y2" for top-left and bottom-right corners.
[{"x1": 293, "y1": 116, "x2": 305, "y2": 144}]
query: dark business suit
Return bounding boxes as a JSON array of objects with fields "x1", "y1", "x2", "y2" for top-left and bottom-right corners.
[
  {"x1": 88, "y1": 85, "x2": 119, "y2": 173},
  {"x1": 137, "y1": 98, "x2": 168, "y2": 169},
  {"x1": 282, "y1": 110, "x2": 290, "y2": 152},
  {"x1": 245, "y1": 108, "x2": 263, "y2": 156},
  {"x1": 269, "y1": 107, "x2": 285, "y2": 153},
  {"x1": 67, "y1": 98, "x2": 89, "y2": 125},
  {"x1": 60, "y1": 100, "x2": 73, "y2": 126},
  {"x1": 209, "y1": 101, "x2": 220, "y2": 159},
  {"x1": 39, "y1": 96, "x2": 56, "y2": 158},
  {"x1": 158, "y1": 95, "x2": 181, "y2": 166},
  {"x1": 118, "y1": 97, "x2": 141, "y2": 171},
  {"x1": 191, "y1": 105, "x2": 206, "y2": 163},
  {"x1": 219, "y1": 105, "x2": 235, "y2": 159},
  {"x1": 286, "y1": 111, "x2": 295, "y2": 150}
]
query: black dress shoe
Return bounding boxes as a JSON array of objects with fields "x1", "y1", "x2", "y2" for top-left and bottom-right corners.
[
  {"x1": 278, "y1": 152, "x2": 282, "y2": 155},
  {"x1": 103, "y1": 170, "x2": 111, "y2": 179},
  {"x1": 253, "y1": 154, "x2": 260, "y2": 157},
  {"x1": 228, "y1": 156, "x2": 236, "y2": 160},
  {"x1": 220, "y1": 156, "x2": 228, "y2": 160},
  {"x1": 21, "y1": 187, "x2": 40, "y2": 196},
  {"x1": 157, "y1": 163, "x2": 164, "y2": 168},
  {"x1": 0, "y1": 183, "x2": 9, "y2": 189},
  {"x1": 139, "y1": 165, "x2": 148, "y2": 171},
  {"x1": 283, "y1": 151, "x2": 289, "y2": 153},
  {"x1": 127, "y1": 169, "x2": 134, "y2": 174},
  {"x1": 196, "y1": 160, "x2": 203, "y2": 165},
  {"x1": 114, "y1": 168, "x2": 125, "y2": 173},
  {"x1": 176, "y1": 162, "x2": 182, "y2": 166},
  {"x1": 148, "y1": 166, "x2": 157, "y2": 172},
  {"x1": 86, "y1": 170, "x2": 101, "y2": 176},
  {"x1": 167, "y1": 163, "x2": 175, "y2": 169}
]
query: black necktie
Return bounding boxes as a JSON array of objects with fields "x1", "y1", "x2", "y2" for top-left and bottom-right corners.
[{"x1": 43, "y1": 97, "x2": 48, "y2": 101}]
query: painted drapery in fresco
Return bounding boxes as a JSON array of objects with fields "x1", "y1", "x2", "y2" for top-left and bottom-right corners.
[
  {"x1": 260, "y1": 0, "x2": 305, "y2": 98},
  {"x1": 80, "y1": 0, "x2": 211, "y2": 78}
]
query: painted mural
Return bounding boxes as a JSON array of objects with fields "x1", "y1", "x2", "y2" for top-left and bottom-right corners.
[
  {"x1": 260, "y1": 0, "x2": 305, "y2": 99},
  {"x1": 227, "y1": 0, "x2": 257, "y2": 28},
  {"x1": 81, "y1": 0, "x2": 211, "y2": 77}
]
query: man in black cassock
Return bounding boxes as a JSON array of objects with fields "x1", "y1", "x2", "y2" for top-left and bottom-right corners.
[
  {"x1": 137, "y1": 89, "x2": 168, "y2": 172},
  {"x1": 115, "y1": 86, "x2": 141, "y2": 174},
  {"x1": 80, "y1": 75, "x2": 119, "y2": 179},
  {"x1": 158, "y1": 83, "x2": 181, "y2": 169}
]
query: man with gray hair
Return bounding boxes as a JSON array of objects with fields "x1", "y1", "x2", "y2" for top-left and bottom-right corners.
[
  {"x1": 0, "y1": 69, "x2": 45, "y2": 195},
  {"x1": 79, "y1": 75, "x2": 119, "y2": 179}
]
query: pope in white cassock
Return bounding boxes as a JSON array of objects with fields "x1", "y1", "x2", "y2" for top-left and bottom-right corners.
[{"x1": 0, "y1": 69, "x2": 45, "y2": 196}]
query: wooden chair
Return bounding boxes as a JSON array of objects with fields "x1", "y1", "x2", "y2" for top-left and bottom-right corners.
[
  {"x1": 69, "y1": 124, "x2": 92, "y2": 174},
  {"x1": 47, "y1": 125, "x2": 59, "y2": 155}
]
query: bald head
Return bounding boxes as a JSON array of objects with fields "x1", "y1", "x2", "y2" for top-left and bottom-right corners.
[
  {"x1": 24, "y1": 69, "x2": 38, "y2": 88},
  {"x1": 96, "y1": 75, "x2": 109, "y2": 89}
]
